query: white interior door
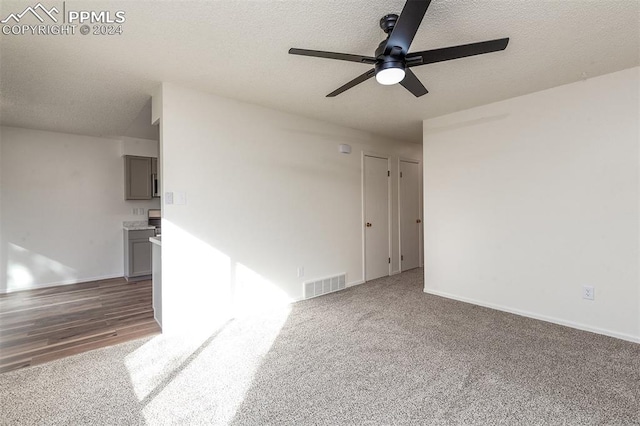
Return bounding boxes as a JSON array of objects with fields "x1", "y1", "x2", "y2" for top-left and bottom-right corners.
[
  {"x1": 400, "y1": 160, "x2": 421, "y2": 271},
  {"x1": 364, "y1": 155, "x2": 390, "y2": 281}
]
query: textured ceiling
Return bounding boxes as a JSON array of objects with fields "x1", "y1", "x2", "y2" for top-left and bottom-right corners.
[{"x1": 1, "y1": 0, "x2": 638, "y2": 143}]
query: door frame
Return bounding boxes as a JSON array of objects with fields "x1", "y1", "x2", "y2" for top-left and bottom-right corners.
[
  {"x1": 361, "y1": 152, "x2": 392, "y2": 282},
  {"x1": 398, "y1": 157, "x2": 423, "y2": 271}
]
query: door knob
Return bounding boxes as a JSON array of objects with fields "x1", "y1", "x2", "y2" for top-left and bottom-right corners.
[
  {"x1": 416, "y1": 219, "x2": 422, "y2": 223},
  {"x1": 366, "y1": 222, "x2": 372, "y2": 227}
]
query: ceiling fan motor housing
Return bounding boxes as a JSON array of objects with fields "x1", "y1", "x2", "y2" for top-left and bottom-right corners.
[
  {"x1": 375, "y1": 31, "x2": 405, "y2": 77},
  {"x1": 374, "y1": 57, "x2": 405, "y2": 76}
]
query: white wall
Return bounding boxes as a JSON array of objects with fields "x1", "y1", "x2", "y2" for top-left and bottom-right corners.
[
  {"x1": 0, "y1": 126, "x2": 160, "y2": 293},
  {"x1": 156, "y1": 83, "x2": 421, "y2": 333},
  {"x1": 423, "y1": 67, "x2": 640, "y2": 342}
]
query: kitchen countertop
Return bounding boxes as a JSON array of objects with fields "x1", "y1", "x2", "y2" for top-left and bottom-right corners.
[{"x1": 123, "y1": 220, "x2": 156, "y2": 231}]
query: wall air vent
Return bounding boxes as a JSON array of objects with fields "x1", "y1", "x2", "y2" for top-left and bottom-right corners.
[{"x1": 303, "y1": 273, "x2": 346, "y2": 300}]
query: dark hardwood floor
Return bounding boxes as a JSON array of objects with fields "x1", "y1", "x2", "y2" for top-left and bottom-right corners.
[{"x1": 0, "y1": 277, "x2": 160, "y2": 374}]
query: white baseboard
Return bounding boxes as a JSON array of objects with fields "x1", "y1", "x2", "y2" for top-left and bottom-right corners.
[
  {"x1": 1, "y1": 273, "x2": 124, "y2": 294},
  {"x1": 390, "y1": 270, "x2": 401, "y2": 276},
  {"x1": 424, "y1": 288, "x2": 640, "y2": 344},
  {"x1": 347, "y1": 279, "x2": 365, "y2": 288}
]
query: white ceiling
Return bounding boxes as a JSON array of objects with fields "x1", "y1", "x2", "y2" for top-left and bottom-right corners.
[{"x1": 1, "y1": 0, "x2": 638, "y2": 143}]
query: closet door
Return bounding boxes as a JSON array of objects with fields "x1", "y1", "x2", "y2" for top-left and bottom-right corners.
[
  {"x1": 364, "y1": 155, "x2": 390, "y2": 280},
  {"x1": 400, "y1": 160, "x2": 421, "y2": 271}
]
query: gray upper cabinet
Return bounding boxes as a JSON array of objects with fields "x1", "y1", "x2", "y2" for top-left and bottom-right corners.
[{"x1": 125, "y1": 155, "x2": 153, "y2": 200}]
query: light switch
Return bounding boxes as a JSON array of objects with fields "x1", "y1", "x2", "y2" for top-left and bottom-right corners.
[{"x1": 165, "y1": 192, "x2": 174, "y2": 205}]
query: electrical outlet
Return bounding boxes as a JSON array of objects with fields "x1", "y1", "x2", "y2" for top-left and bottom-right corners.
[
  {"x1": 297, "y1": 266, "x2": 304, "y2": 278},
  {"x1": 583, "y1": 285, "x2": 595, "y2": 300}
]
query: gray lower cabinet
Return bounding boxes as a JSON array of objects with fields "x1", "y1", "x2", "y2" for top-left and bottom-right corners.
[{"x1": 124, "y1": 229, "x2": 154, "y2": 280}]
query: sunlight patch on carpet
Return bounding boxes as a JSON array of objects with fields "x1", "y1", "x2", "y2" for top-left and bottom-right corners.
[{"x1": 124, "y1": 305, "x2": 291, "y2": 424}]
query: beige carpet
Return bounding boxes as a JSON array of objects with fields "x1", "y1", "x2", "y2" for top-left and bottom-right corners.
[{"x1": 1, "y1": 269, "x2": 639, "y2": 425}]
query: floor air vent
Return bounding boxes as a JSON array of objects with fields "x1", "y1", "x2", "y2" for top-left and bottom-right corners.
[{"x1": 303, "y1": 273, "x2": 346, "y2": 300}]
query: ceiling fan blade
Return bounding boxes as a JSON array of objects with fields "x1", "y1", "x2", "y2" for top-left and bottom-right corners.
[
  {"x1": 327, "y1": 69, "x2": 376, "y2": 97},
  {"x1": 406, "y1": 38, "x2": 509, "y2": 67},
  {"x1": 384, "y1": 0, "x2": 432, "y2": 56},
  {"x1": 400, "y1": 69, "x2": 428, "y2": 97},
  {"x1": 289, "y1": 48, "x2": 376, "y2": 65}
]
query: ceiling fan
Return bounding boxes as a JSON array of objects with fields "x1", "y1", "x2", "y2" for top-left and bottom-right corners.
[{"x1": 289, "y1": 0, "x2": 509, "y2": 98}]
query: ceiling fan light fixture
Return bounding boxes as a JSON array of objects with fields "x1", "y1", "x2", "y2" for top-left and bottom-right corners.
[
  {"x1": 374, "y1": 60, "x2": 406, "y2": 85},
  {"x1": 375, "y1": 67, "x2": 406, "y2": 85}
]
